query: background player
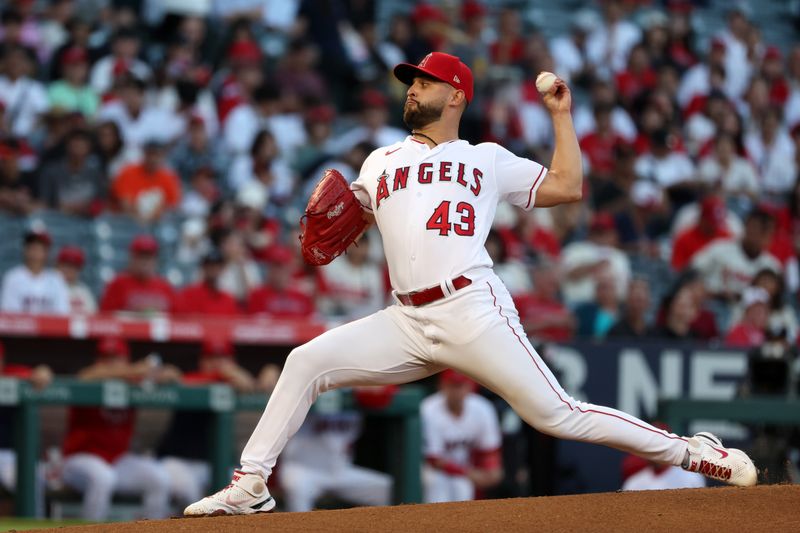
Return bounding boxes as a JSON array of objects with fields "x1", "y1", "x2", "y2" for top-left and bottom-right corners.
[
  {"x1": 61, "y1": 336, "x2": 179, "y2": 521},
  {"x1": 421, "y1": 369, "x2": 502, "y2": 503},
  {"x1": 185, "y1": 52, "x2": 756, "y2": 517}
]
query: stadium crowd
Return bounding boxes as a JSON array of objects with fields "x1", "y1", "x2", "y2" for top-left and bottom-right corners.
[{"x1": 1, "y1": 0, "x2": 798, "y2": 347}]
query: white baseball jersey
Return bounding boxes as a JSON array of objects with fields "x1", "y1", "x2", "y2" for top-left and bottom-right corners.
[
  {"x1": 421, "y1": 392, "x2": 502, "y2": 467},
  {"x1": 0, "y1": 266, "x2": 70, "y2": 315},
  {"x1": 351, "y1": 136, "x2": 547, "y2": 293}
]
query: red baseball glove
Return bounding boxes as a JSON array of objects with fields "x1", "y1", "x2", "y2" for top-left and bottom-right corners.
[{"x1": 299, "y1": 168, "x2": 369, "y2": 266}]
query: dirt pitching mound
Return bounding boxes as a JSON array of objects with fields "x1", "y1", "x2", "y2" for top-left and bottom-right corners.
[{"x1": 27, "y1": 485, "x2": 800, "y2": 533}]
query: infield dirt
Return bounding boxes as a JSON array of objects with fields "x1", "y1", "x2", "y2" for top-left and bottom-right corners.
[{"x1": 23, "y1": 485, "x2": 800, "y2": 533}]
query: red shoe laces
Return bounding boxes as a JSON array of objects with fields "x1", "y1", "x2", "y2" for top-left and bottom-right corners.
[{"x1": 699, "y1": 459, "x2": 732, "y2": 481}]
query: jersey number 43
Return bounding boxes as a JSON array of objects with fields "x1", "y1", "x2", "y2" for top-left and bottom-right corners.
[{"x1": 426, "y1": 201, "x2": 475, "y2": 236}]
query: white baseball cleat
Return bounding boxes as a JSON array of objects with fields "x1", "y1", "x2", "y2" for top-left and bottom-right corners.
[
  {"x1": 682, "y1": 432, "x2": 757, "y2": 487},
  {"x1": 183, "y1": 470, "x2": 276, "y2": 517}
]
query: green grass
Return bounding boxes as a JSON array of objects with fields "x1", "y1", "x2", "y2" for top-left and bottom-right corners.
[{"x1": 0, "y1": 518, "x2": 92, "y2": 531}]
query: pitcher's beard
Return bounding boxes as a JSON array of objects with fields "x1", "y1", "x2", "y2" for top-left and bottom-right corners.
[{"x1": 403, "y1": 100, "x2": 444, "y2": 130}]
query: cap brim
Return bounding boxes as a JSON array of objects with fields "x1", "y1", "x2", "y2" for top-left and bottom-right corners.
[{"x1": 393, "y1": 63, "x2": 448, "y2": 86}]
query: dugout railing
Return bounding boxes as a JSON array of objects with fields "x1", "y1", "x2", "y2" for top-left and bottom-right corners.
[{"x1": 0, "y1": 378, "x2": 424, "y2": 517}]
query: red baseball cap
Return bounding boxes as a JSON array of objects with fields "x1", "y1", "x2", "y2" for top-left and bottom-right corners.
[
  {"x1": 201, "y1": 336, "x2": 234, "y2": 359},
  {"x1": 24, "y1": 228, "x2": 52, "y2": 246},
  {"x1": 265, "y1": 245, "x2": 295, "y2": 265},
  {"x1": 589, "y1": 212, "x2": 616, "y2": 233},
  {"x1": 130, "y1": 235, "x2": 159, "y2": 255},
  {"x1": 439, "y1": 368, "x2": 476, "y2": 389},
  {"x1": 227, "y1": 41, "x2": 262, "y2": 65},
  {"x1": 61, "y1": 46, "x2": 88, "y2": 66},
  {"x1": 394, "y1": 52, "x2": 474, "y2": 103},
  {"x1": 57, "y1": 246, "x2": 85, "y2": 267},
  {"x1": 700, "y1": 195, "x2": 727, "y2": 227},
  {"x1": 98, "y1": 336, "x2": 130, "y2": 359}
]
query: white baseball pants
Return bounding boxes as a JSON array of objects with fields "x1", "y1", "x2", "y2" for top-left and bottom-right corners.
[
  {"x1": 240, "y1": 270, "x2": 688, "y2": 482},
  {"x1": 159, "y1": 457, "x2": 211, "y2": 508},
  {"x1": 62, "y1": 453, "x2": 170, "y2": 521},
  {"x1": 422, "y1": 466, "x2": 474, "y2": 503},
  {"x1": 280, "y1": 460, "x2": 392, "y2": 512}
]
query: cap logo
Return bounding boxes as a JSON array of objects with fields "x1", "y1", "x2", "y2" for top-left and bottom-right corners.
[
  {"x1": 419, "y1": 53, "x2": 432, "y2": 67},
  {"x1": 453, "y1": 75, "x2": 461, "y2": 83}
]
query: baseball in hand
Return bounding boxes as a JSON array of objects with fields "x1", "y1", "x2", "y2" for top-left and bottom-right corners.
[{"x1": 535, "y1": 71, "x2": 557, "y2": 94}]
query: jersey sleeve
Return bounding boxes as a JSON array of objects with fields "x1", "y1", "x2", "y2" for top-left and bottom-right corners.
[
  {"x1": 421, "y1": 400, "x2": 445, "y2": 457},
  {"x1": 52, "y1": 273, "x2": 71, "y2": 314},
  {"x1": 350, "y1": 150, "x2": 380, "y2": 213},
  {"x1": 0, "y1": 271, "x2": 21, "y2": 312},
  {"x1": 494, "y1": 144, "x2": 548, "y2": 211},
  {"x1": 475, "y1": 398, "x2": 502, "y2": 451}
]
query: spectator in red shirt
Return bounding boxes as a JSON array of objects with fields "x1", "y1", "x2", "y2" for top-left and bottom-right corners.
[
  {"x1": 580, "y1": 104, "x2": 626, "y2": 179},
  {"x1": 100, "y1": 235, "x2": 175, "y2": 314},
  {"x1": 61, "y1": 336, "x2": 180, "y2": 521},
  {"x1": 725, "y1": 287, "x2": 770, "y2": 348},
  {"x1": 174, "y1": 249, "x2": 240, "y2": 316},
  {"x1": 247, "y1": 245, "x2": 315, "y2": 319},
  {"x1": 671, "y1": 195, "x2": 732, "y2": 271},
  {"x1": 514, "y1": 261, "x2": 575, "y2": 343}
]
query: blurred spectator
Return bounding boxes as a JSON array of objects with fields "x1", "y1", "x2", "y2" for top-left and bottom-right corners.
[
  {"x1": 634, "y1": 129, "x2": 696, "y2": 208},
  {"x1": 292, "y1": 104, "x2": 336, "y2": 179},
  {"x1": 573, "y1": 80, "x2": 637, "y2": 145},
  {"x1": 47, "y1": 46, "x2": 98, "y2": 118},
  {"x1": 608, "y1": 277, "x2": 652, "y2": 338},
  {"x1": 100, "y1": 235, "x2": 174, "y2": 314},
  {"x1": 217, "y1": 229, "x2": 262, "y2": 303},
  {"x1": 224, "y1": 83, "x2": 306, "y2": 174},
  {"x1": 549, "y1": 9, "x2": 596, "y2": 84},
  {"x1": 422, "y1": 370, "x2": 502, "y2": 503},
  {"x1": 697, "y1": 134, "x2": 759, "y2": 210},
  {"x1": 0, "y1": 340, "x2": 52, "y2": 498},
  {"x1": 0, "y1": 228, "x2": 69, "y2": 314},
  {"x1": 485, "y1": 229, "x2": 531, "y2": 296},
  {"x1": 580, "y1": 104, "x2": 627, "y2": 181},
  {"x1": 691, "y1": 208, "x2": 782, "y2": 299},
  {"x1": 61, "y1": 336, "x2": 179, "y2": 521},
  {"x1": 650, "y1": 283, "x2": 698, "y2": 339},
  {"x1": 319, "y1": 233, "x2": 384, "y2": 320},
  {"x1": 514, "y1": 261, "x2": 575, "y2": 343},
  {"x1": 489, "y1": 7, "x2": 525, "y2": 67},
  {"x1": 574, "y1": 270, "x2": 621, "y2": 339},
  {"x1": 158, "y1": 336, "x2": 257, "y2": 509},
  {"x1": 744, "y1": 106, "x2": 797, "y2": 198},
  {"x1": 37, "y1": 128, "x2": 105, "y2": 216},
  {"x1": 56, "y1": 245, "x2": 96, "y2": 314},
  {"x1": 494, "y1": 206, "x2": 561, "y2": 262},
  {"x1": 98, "y1": 75, "x2": 182, "y2": 151},
  {"x1": 560, "y1": 212, "x2": 631, "y2": 307},
  {"x1": 247, "y1": 245, "x2": 315, "y2": 318},
  {"x1": 95, "y1": 119, "x2": 136, "y2": 180},
  {"x1": 725, "y1": 286, "x2": 770, "y2": 348},
  {"x1": 0, "y1": 137, "x2": 36, "y2": 214},
  {"x1": 738, "y1": 268, "x2": 799, "y2": 342},
  {"x1": 216, "y1": 38, "x2": 264, "y2": 123},
  {"x1": 274, "y1": 37, "x2": 328, "y2": 104},
  {"x1": 671, "y1": 195, "x2": 733, "y2": 272},
  {"x1": 678, "y1": 37, "x2": 730, "y2": 108},
  {"x1": 179, "y1": 165, "x2": 220, "y2": 219},
  {"x1": 174, "y1": 249, "x2": 239, "y2": 316},
  {"x1": 89, "y1": 27, "x2": 151, "y2": 96},
  {"x1": 585, "y1": 0, "x2": 641, "y2": 76},
  {"x1": 111, "y1": 140, "x2": 182, "y2": 223},
  {"x1": 327, "y1": 89, "x2": 406, "y2": 156},
  {"x1": 716, "y1": 6, "x2": 753, "y2": 102},
  {"x1": 169, "y1": 114, "x2": 229, "y2": 186},
  {"x1": 228, "y1": 129, "x2": 294, "y2": 205},
  {"x1": 48, "y1": 16, "x2": 92, "y2": 81},
  {"x1": 0, "y1": 45, "x2": 48, "y2": 137}
]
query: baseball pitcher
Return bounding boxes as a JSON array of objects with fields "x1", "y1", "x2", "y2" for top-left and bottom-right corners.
[{"x1": 185, "y1": 52, "x2": 756, "y2": 516}]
